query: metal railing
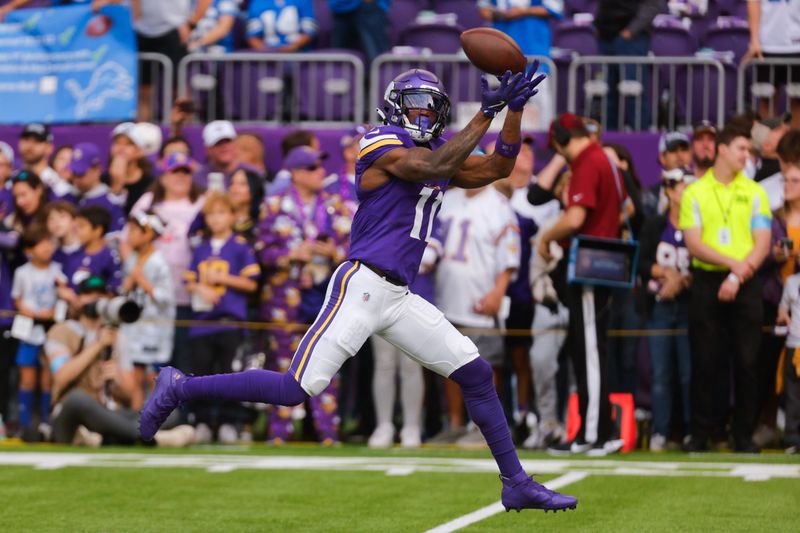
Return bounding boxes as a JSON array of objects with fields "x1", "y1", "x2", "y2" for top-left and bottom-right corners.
[
  {"x1": 737, "y1": 57, "x2": 800, "y2": 115},
  {"x1": 567, "y1": 56, "x2": 726, "y2": 131},
  {"x1": 369, "y1": 53, "x2": 557, "y2": 129},
  {"x1": 138, "y1": 52, "x2": 174, "y2": 125},
  {"x1": 177, "y1": 52, "x2": 366, "y2": 126}
]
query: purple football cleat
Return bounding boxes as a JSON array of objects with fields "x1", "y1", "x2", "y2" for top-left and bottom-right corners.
[
  {"x1": 501, "y1": 471, "x2": 578, "y2": 513},
  {"x1": 139, "y1": 366, "x2": 186, "y2": 441}
]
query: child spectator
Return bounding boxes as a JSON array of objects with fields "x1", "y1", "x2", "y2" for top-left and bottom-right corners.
[
  {"x1": 45, "y1": 202, "x2": 82, "y2": 287},
  {"x1": 247, "y1": 0, "x2": 317, "y2": 52},
  {"x1": 117, "y1": 211, "x2": 175, "y2": 411},
  {"x1": 188, "y1": 0, "x2": 240, "y2": 53},
  {"x1": 778, "y1": 257, "x2": 800, "y2": 454},
  {"x1": 67, "y1": 143, "x2": 127, "y2": 235},
  {"x1": 11, "y1": 224, "x2": 66, "y2": 434},
  {"x1": 72, "y1": 206, "x2": 122, "y2": 292},
  {"x1": 184, "y1": 192, "x2": 260, "y2": 442}
]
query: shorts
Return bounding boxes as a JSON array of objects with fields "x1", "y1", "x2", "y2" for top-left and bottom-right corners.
[
  {"x1": 136, "y1": 29, "x2": 186, "y2": 85},
  {"x1": 288, "y1": 260, "x2": 480, "y2": 396},
  {"x1": 468, "y1": 331, "x2": 505, "y2": 367},
  {"x1": 756, "y1": 53, "x2": 800, "y2": 87},
  {"x1": 16, "y1": 342, "x2": 41, "y2": 367},
  {"x1": 504, "y1": 302, "x2": 535, "y2": 351}
]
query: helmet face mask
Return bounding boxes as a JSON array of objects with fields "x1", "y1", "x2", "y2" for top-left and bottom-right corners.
[{"x1": 382, "y1": 69, "x2": 450, "y2": 143}]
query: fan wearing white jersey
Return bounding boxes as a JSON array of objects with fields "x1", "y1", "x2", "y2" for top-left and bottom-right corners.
[{"x1": 431, "y1": 185, "x2": 520, "y2": 444}]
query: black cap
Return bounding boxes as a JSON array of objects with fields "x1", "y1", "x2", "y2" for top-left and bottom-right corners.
[
  {"x1": 77, "y1": 275, "x2": 107, "y2": 295},
  {"x1": 20, "y1": 123, "x2": 53, "y2": 143}
]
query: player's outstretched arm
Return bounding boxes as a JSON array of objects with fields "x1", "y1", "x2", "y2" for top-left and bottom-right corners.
[
  {"x1": 452, "y1": 64, "x2": 546, "y2": 189},
  {"x1": 370, "y1": 71, "x2": 532, "y2": 183}
]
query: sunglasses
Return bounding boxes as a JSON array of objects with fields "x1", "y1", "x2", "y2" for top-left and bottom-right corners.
[{"x1": 303, "y1": 164, "x2": 321, "y2": 171}]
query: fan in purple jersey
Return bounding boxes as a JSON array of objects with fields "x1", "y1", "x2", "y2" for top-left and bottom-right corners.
[
  {"x1": 141, "y1": 64, "x2": 578, "y2": 513},
  {"x1": 65, "y1": 143, "x2": 127, "y2": 234},
  {"x1": 254, "y1": 147, "x2": 353, "y2": 445},
  {"x1": 72, "y1": 206, "x2": 122, "y2": 292}
]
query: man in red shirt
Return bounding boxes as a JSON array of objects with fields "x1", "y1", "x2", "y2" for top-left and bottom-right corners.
[{"x1": 537, "y1": 114, "x2": 627, "y2": 456}]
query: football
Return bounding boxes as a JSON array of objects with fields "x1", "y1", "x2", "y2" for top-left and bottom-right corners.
[{"x1": 459, "y1": 28, "x2": 528, "y2": 76}]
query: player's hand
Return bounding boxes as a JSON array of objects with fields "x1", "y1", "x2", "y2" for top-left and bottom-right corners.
[
  {"x1": 480, "y1": 70, "x2": 526, "y2": 118},
  {"x1": 717, "y1": 278, "x2": 739, "y2": 302},
  {"x1": 474, "y1": 290, "x2": 503, "y2": 316},
  {"x1": 507, "y1": 60, "x2": 547, "y2": 112}
]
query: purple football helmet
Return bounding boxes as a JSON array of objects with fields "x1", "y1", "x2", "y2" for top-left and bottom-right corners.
[{"x1": 380, "y1": 69, "x2": 451, "y2": 143}]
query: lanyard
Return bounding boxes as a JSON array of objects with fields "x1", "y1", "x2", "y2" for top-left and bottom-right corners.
[
  {"x1": 711, "y1": 184, "x2": 735, "y2": 226},
  {"x1": 289, "y1": 185, "x2": 329, "y2": 239}
]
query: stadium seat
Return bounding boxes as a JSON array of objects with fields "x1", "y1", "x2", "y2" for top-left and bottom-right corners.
[
  {"x1": 702, "y1": 17, "x2": 750, "y2": 63},
  {"x1": 651, "y1": 16, "x2": 697, "y2": 57},
  {"x1": 564, "y1": 0, "x2": 598, "y2": 16},
  {"x1": 433, "y1": 0, "x2": 486, "y2": 30},
  {"x1": 687, "y1": 0, "x2": 721, "y2": 45},
  {"x1": 399, "y1": 22, "x2": 464, "y2": 54},
  {"x1": 222, "y1": 53, "x2": 288, "y2": 121},
  {"x1": 718, "y1": 0, "x2": 748, "y2": 18},
  {"x1": 294, "y1": 49, "x2": 365, "y2": 122},
  {"x1": 388, "y1": 0, "x2": 429, "y2": 47},
  {"x1": 552, "y1": 19, "x2": 598, "y2": 56}
]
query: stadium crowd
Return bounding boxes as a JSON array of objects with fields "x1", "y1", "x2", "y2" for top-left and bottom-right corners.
[
  {"x1": 0, "y1": 0, "x2": 798, "y2": 454},
  {"x1": 0, "y1": 107, "x2": 797, "y2": 455}
]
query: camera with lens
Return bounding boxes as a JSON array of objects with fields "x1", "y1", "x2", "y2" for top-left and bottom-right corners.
[{"x1": 81, "y1": 297, "x2": 142, "y2": 326}]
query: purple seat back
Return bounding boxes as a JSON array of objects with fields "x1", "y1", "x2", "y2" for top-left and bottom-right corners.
[
  {"x1": 552, "y1": 20, "x2": 598, "y2": 56},
  {"x1": 433, "y1": 0, "x2": 486, "y2": 30},
  {"x1": 388, "y1": 0, "x2": 428, "y2": 46},
  {"x1": 222, "y1": 54, "x2": 288, "y2": 121},
  {"x1": 565, "y1": 0, "x2": 598, "y2": 16},
  {"x1": 702, "y1": 19, "x2": 750, "y2": 63},
  {"x1": 651, "y1": 25, "x2": 697, "y2": 57},
  {"x1": 399, "y1": 22, "x2": 464, "y2": 53}
]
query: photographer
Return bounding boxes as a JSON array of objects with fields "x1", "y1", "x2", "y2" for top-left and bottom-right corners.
[{"x1": 46, "y1": 276, "x2": 194, "y2": 447}]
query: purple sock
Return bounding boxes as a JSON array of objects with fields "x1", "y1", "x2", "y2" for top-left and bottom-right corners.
[
  {"x1": 178, "y1": 370, "x2": 309, "y2": 406},
  {"x1": 450, "y1": 358, "x2": 523, "y2": 479}
]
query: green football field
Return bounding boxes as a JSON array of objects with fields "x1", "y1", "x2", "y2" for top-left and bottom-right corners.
[{"x1": 0, "y1": 443, "x2": 797, "y2": 532}]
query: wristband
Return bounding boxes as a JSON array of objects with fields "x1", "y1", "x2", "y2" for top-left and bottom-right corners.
[
  {"x1": 727, "y1": 272, "x2": 740, "y2": 284},
  {"x1": 494, "y1": 137, "x2": 521, "y2": 159}
]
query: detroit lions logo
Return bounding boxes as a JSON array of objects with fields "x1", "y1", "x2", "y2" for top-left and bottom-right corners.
[{"x1": 65, "y1": 61, "x2": 134, "y2": 119}]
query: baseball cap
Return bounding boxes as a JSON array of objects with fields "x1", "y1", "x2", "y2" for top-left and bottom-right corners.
[
  {"x1": 111, "y1": 122, "x2": 136, "y2": 139},
  {"x1": 70, "y1": 142, "x2": 102, "y2": 175},
  {"x1": 203, "y1": 120, "x2": 237, "y2": 147},
  {"x1": 77, "y1": 275, "x2": 107, "y2": 295},
  {"x1": 130, "y1": 210, "x2": 166, "y2": 236},
  {"x1": 0, "y1": 141, "x2": 14, "y2": 165},
  {"x1": 693, "y1": 120, "x2": 717, "y2": 137},
  {"x1": 547, "y1": 113, "x2": 585, "y2": 149},
  {"x1": 662, "y1": 167, "x2": 695, "y2": 185},
  {"x1": 162, "y1": 152, "x2": 194, "y2": 173},
  {"x1": 658, "y1": 132, "x2": 690, "y2": 154},
  {"x1": 284, "y1": 146, "x2": 328, "y2": 170},
  {"x1": 340, "y1": 125, "x2": 367, "y2": 148},
  {"x1": 20, "y1": 123, "x2": 53, "y2": 143}
]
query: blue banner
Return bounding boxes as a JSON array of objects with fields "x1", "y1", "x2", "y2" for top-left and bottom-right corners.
[{"x1": 0, "y1": 4, "x2": 137, "y2": 124}]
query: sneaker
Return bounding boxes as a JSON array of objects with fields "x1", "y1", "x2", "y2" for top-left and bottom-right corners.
[
  {"x1": 586, "y1": 439, "x2": 624, "y2": 457},
  {"x1": 427, "y1": 426, "x2": 468, "y2": 445},
  {"x1": 752, "y1": 425, "x2": 781, "y2": 449},
  {"x1": 547, "y1": 439, "x2": 592, "y2": 456},
  {"x1": 72, "y1": 425, "x2": 102, "y2": 448},
  {"x1": 681, "y1": 436, "x2": 709, "y2": 453},
  {"x1": 367, "y1": 423, "x2": 395, "y2": 449},
  {"x1": 456, "y1": 427, "x2": 487, "y2": 448},
  {"x1": 399, "y1": 425, "x2": 421, "y2": 448},
  {"x1": 501, "y1": 471, "x2": 578, "y2": 513},
  {"x1": 139, "y1": 367, "x2": 186, "y2": 441},
  {"x1": 218, "y1": 423, "x2": 239, "y2": 445},
  {"x1": 785, "y1": 444, "x2": 799, "y2": 454},
  {"x1": 649, "y1": 433, "x2": 667, "y2": 452},
  {"x1": 733, "y1": 440, "x2": 761, "y2": 454},
  {"x1": 194, "y1": 423, "x2": 213, "y2": 444},
  {"x1": 154, "y1": 425, "x2": 196, "y2": 448},
  {"x1": 524, "y1": 421, "x2": 564, "y2": 450}
]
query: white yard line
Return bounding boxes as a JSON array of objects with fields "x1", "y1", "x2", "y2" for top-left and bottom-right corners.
[{"x1": 422, "y1": 472, "x2": 588, "y2": 533}]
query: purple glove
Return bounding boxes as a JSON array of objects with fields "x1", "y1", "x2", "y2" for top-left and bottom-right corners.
[
  {"x1": 508, "y1": 60, "x2": 547, "y2": 112},
  {"x1": 480, "y1": 70, "x2": 526, "y2": 118}
]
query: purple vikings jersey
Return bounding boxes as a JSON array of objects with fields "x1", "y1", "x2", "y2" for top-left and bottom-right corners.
[
  {"x1": 65, "y1": 185, "x2": 127, "y2": 233},
  {"x1": 184, "y1": 235, "x2": 261, "y2": 337},
  {"x1": 656, "y1": 219, "x2": 690, "y2": 276},
  {"x1": 349, "y1": 125, "x2": 448, "y2": 285},
  {"x1": 71, "y1": 245, "x2": 123, "y2": 291},
  {"x1": 0, "y1": 187, "x2": 12, "y2": 220},
  {"x1": 53, "y1": 244, "x2": 84, "y2": 284}
]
